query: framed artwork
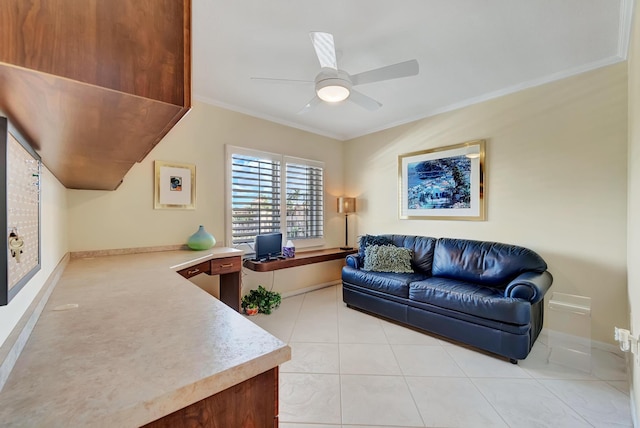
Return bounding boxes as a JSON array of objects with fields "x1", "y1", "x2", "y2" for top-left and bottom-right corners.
[
  {"x1": 154, "y1": 160, "x2": 196, "y2": 209},
  {"x1": 1, "y1": 117, "x2": 42, "y2": 306},
  {"x1": 398, "y1": 140, "x2": 485, "y2": 220}
]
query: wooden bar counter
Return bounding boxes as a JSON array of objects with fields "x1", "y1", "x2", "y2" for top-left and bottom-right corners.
[{"x1": 0, "y1": 248, "x2": 290, "y2": 427}]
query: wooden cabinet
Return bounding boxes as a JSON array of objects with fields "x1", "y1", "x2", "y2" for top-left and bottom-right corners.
[
  {"x1": 177, "y1": 261, "x2": 211, "y2": 279},
  {"x1": 0, "y1": 0, "x2": 191, "y2": 190},
  {"x1": 210, "y1": 257, "x2": 242, "y2": 275},
  {"x1": 142, "y1": 368, "x2": 279, "y2": 428},
  {"x1": 176, "y1": 256, "x2": 243, "y2": 312}
]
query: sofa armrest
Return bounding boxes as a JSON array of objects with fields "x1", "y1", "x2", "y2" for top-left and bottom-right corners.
[
  {"x1": 504, "y1": 271, "x2": 553, "y2": 304},
  {"x1": 346, "y1": 254, "x2": 362, "y2": 269}
]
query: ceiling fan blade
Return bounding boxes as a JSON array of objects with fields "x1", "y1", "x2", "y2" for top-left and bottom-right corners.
[
  {"x1": 310, "y1": 32, "x2": 338, "y2": 69},
  {"x1": 297, "y1": 96, "x2": 322, "y2": 115},
  {"x1": 350, "y1": 59, "x2": 419, "y2": 86},
  {"x1": 250, "y1": 77, "x2": 313, "y2": 84},
  {"x1": 348, "y1": 90, "x2": 382, "y2": 111}
]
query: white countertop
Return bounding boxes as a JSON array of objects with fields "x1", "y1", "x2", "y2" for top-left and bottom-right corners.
[{"x1": 0, "y1": 248, "x2": 290, "y2": 427}]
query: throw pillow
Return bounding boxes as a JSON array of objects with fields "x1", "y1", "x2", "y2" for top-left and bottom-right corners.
[
  {"x1": 364, "y1": 245, "x2": 414, "y2": 273},
  {"x1": 358, "y1": 234, "x2": 394, "y2": 261}
]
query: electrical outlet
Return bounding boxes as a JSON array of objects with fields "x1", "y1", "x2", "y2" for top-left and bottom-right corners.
[
  {"x1": 614, "y1": 327, "x2": 640, "y2": 360},
  {"x1": 614, "y1": 327, "x2": 631, "y2": 351}
]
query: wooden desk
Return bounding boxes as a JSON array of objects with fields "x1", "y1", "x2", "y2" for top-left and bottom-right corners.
[
  {"x1": 176, "y1": 255, "x2": 242, "y2": 312},
  {"x1": 243, "y1": 247, "x2": 358, "y2": 272}
]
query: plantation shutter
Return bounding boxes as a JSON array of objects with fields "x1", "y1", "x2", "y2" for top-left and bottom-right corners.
[
  {"x1": 230, "y1": 153, "x2": 281, "y2": 245},
  {"x1": 285, "y1": 161, "x2": 324, "y2": 239}
]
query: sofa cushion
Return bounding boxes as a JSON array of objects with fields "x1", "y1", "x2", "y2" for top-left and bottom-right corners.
[
  {"x1": 364, "y1": 245, "x2": 414, "y2": 273},
  {"x1": 342, "y1": 266, "x2": 428, "y2": 298},
  {"x1": 409, "y1": 277, "x2": 531, "y2": 325},
  {"x1": 358, "y1": 234, "x2": 394, "y2": 262},
  {"x1": 432, "y1": 238, "x2": 548, "y2": 288},
  {"x1": 381, "y1": 235, "x2": 437, "y2": 274}
]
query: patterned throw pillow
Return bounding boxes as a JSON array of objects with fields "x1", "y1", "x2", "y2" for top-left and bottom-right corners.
[
  {"x1": 363, "y1": 245, "x2": 414, "y2": 273},
  {"x1": 358, "y1": 234, "x2": 394, "y2": 261}
]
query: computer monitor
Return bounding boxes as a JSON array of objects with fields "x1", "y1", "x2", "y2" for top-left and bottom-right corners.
[{"x1": 254, "y1": 233, "x2": 283, "y2": 261}]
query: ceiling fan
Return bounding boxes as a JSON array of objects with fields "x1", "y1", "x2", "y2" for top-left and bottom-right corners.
[{"x1": 251, "y1": 32, "x2": 419, "y2": 114}]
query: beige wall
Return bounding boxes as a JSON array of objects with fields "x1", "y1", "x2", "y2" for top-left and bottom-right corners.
[
  {"x1": 67, "y1": 102, "x2": 345, "y2": 296},
  {"x1": 0, "y1": 166, "x2": 68, "y2": 346},
  {"x1": 627, "y1": 2, "x2": 640, "y2": 421},
  {"x1": 344, "y1": 63, "x2": 628, "y2": 345}
]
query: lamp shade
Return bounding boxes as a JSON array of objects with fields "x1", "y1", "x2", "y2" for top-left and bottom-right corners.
[{"x1": 337, "y1": 197, "x2": 356, "y2": 214}]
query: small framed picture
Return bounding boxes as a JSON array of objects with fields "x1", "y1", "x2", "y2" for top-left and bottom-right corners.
[
  {"x1": 154, "y1": 160, "x2": 196, "y2": 209},
  {"x1": 398, "y1": 140, "x2": 485, "y2": 220}
]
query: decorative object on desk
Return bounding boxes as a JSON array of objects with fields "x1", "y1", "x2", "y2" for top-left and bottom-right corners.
[
  {"x1": 241, "y1": 285, "x2": 282, "y2": 315},
  {"x1": 398, "y1": 139, "x2": 485, "y2": 220},
  {"x1": 337, "y1": 197, "x2": 356, "y2": 250},
  {"x1": 154, "y1": 160, "x2": 196, "y2": 209},
  {"x1": 187, "y1": 225, "x2": 216, "y2": 250},
  {"x1": 283, "y1": 240, "x2": 295, "y2": 258}
]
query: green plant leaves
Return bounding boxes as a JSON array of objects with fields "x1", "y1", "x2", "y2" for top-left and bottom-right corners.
[{"x1": 241, "y1": 285, "x2": 282, "y2": 315}]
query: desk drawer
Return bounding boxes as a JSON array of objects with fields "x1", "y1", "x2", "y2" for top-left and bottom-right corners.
[
  {"x1": 178, "y1": 261, "x2": 211, "y2": 279},
  {"x1": 211, "y1": 256, "x2": 241, "y2": 274}
]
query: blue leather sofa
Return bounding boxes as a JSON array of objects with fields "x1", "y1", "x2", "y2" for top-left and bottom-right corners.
[{"x1": 342, "y1": 235, "x2": 553, "y2": 363}]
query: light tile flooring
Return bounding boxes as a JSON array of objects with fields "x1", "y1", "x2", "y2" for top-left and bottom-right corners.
[{"x1": 248, "y1": 285, "x2": 633, "y2": 428}]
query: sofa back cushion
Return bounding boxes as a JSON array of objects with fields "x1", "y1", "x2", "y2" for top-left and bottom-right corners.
[
  {"x1": 381, "y1": 235, "x2": 437, "y2": 275},
  {"x1": 432, "y1": 238, "x2": 548, "y2": 287}
]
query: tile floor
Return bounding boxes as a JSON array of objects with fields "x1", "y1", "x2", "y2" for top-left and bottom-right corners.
[{"x1": 248, "y1": 285, "x2": 633, "y2": 428}]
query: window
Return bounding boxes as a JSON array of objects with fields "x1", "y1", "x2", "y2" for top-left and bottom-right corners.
[
  {"x1": 226, "y1": 146, "x2": 324, "y2": 249},
  {"x1": 286, "y1": 160, "x2": 323, "y2": 239}
]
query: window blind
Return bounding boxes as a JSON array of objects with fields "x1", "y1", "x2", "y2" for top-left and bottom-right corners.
[
  {"x1": 230, "y1": 154, "x2": 281, "y2": 245},
  {"x1": 286, "y1": 162, "x2": 323, "y2": 239},
  {"x1": 227, "y1": 146, "x2": 325, "y2": 247}
]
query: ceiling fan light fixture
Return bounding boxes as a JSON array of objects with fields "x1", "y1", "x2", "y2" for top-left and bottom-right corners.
[{"x1": 317, "y1": 82, "x2": 350, "y2": 102}]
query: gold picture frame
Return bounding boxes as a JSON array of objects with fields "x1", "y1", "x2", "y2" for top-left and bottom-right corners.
[
  {"x1": 154, "y1": 160, "x2": 196, "y2": 210},
  {"x1": 399, "y1": 140, "x2": 485, "y2": 220}
]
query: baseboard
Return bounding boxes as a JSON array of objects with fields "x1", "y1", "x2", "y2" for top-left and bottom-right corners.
[
  {"x1": 631, "y1": 385, "x2": 638, "y2": 428},
  {"x1": 0, "y1": 253, "x2": 69, "y2": 392},
  {"x1": 281, "y1": 280, "x2": 342, "y2": 299},
  {"x1": 70, "y1": 244, "x2": 186, "y2": 259}
]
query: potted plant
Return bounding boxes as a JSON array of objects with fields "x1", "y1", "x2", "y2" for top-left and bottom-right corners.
[
  {"x1": 244, "y1": 303, "x2": 259, "y2": 316},
  {"x1": 241, "y1": 285, "x2": 282, "y2": 315}
]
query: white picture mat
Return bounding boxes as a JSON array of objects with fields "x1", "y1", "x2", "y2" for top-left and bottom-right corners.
[{"x1": 159, "y1": 166, "x2": 192, "y2": 205}]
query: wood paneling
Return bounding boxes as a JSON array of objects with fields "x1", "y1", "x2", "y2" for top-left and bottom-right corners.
[
  {"x1": 142, "y1": 368, "x2": 279, "y2": 428},
  {"x1": 0, "y1": 0, "x2": 191, "y2": 190}
]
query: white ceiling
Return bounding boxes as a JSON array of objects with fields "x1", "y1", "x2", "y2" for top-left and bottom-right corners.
[{"x1": 192, "y1": 0, "x2": 632, "y2": 141}]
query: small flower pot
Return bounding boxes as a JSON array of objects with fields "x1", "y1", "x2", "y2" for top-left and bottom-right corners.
[{"x1": 245, "y1": 307, "x2": 259, "y2": 316}]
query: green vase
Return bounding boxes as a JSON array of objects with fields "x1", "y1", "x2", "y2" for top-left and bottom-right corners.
[{"x1": 187, "y1": 225, "x2": 216, "y2": 250}]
